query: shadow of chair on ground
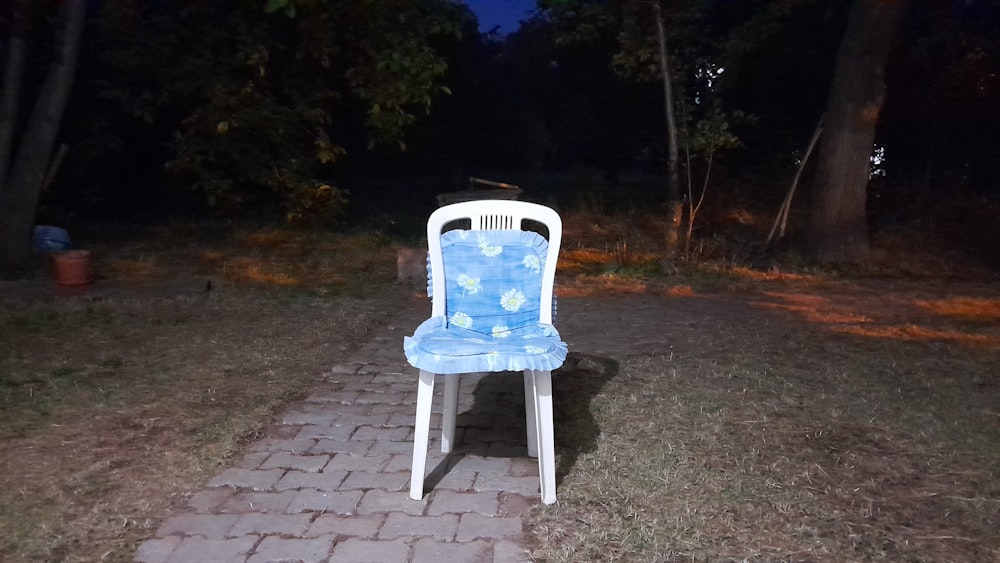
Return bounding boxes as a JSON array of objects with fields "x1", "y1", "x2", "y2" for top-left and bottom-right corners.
[{"x1": 420, "y1": 351, "x2": 618, "y2": 495}]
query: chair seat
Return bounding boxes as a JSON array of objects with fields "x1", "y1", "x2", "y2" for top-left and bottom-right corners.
[{"x1": 404, "y1": 316, "x2": 567, "y2": 374}]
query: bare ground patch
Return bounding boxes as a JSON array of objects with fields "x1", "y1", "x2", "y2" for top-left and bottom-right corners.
[
  {"x1": 533, "y1": 283, "x2": 1000, "y2": 561},
  {"x1": 1, "y1": 218, "x2": 998, "y2": 562},
  {"x1": 0, "y1": 228, "x2": 404, "y2": 561}
]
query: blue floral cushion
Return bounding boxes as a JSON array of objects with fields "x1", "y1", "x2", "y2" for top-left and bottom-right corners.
[{"x1": 404, "y1": 229, "x2": 566, "y2": 373}]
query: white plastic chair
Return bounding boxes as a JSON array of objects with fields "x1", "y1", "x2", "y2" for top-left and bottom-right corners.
[{"x1": 404, "y1": 200, "x2": 566, "y2": 504}]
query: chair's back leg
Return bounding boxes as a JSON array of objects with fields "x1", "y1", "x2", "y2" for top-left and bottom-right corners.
[
  {"x1": 530, "y1": 369, "x2": 557, "y2": 504},
  {"x1": 441, "y1": 375, "x2": 460, "y2": 453},
  {"x1": 523, "y1": 371, "x2": 538, "y2": 458}
]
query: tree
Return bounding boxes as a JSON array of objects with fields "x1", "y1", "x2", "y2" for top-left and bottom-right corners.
[
  {"x1": 162, "y1": 0, "x2": 464, "y2": 222},
  {"x1": 0, "y1": 0, "x2": 87, "y2": 277},
  {"x1": 808, "y1": 0, "x2": 904, "y2": 263},
  {"x1": 541, "y1": 0, "x2": 756, "y2": 261}
]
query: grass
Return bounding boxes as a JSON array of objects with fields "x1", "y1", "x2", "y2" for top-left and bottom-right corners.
[
  {"x1": 0, "y1": 227, "x2": 404, "y2": 561},
  {"x1": 1, "y1": 207, "x2": 998, "y2": 561},
  {"x1": 532, "y1": 281, "x2": 1000, "y2": 561}
]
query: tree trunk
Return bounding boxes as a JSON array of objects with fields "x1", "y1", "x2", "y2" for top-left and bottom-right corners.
[
  {"x1": 0, "y1": 0, "x2": 86, "y2": 277},
  {"x1": 653, "y1": 3, "x2": 683, "y2": 264},
  {"x1": 0, "y1": 1, "x2": 30, "y2": 191},
  {"x1": 807, "y1": 0, "x2": 903, "y2": 263}
]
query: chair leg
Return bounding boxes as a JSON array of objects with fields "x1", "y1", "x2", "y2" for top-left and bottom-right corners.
[
  {"x1": 441, "y1": 375, "x2": 460, "y2": 453},
  {"x1": 410, "y1": 369, "x2": 436, "y2": 501},
  {"x1": 530, "y1": 370, "x2": 557, "y2": 504},
  {"x1": 523, "y1": 371, "x2": 538, "y2": 458}
]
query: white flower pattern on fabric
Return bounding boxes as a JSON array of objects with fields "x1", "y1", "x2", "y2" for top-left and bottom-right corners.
[
  {"x1": 500, "y1": 288, "x2": 526, "y2": 312},
  {"x1": 450, "y1": 311, "x2": 473, "y2": 329},
  {"x1": 491, "y1": 325, "x2": 511, "y2": 338},
  {"x1": 456, "y1": 273, "x2": 481, "y2": 295},
  {"x1": 477, "y1": 235, "x2": 503, "y2": 257},
  {"x1": 525, "y1": 345, "x2": 547, "y2": 354},
  {"x1": 522, "y1": 254, "x2": 541, "y2": 273}
]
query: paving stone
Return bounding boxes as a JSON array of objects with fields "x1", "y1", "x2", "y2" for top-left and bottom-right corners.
[
  {"x1": 371, "y1": 373, "x2": 414, "y2": 385},
  {"x1": 286, "y1": 489, "x2": 363, "y2": 515},
  {"x1": 377, "y1": 439, "x2": 429, "y2": 455},
  {"x1": 324, "y1": 453, "x2": 390, "y2": 472},
  {"x1": 281, "y1": 410, "x2": 337, "y2": 426},
  {"x1": 274, "y1": 469, "x2": 348, "y2": 491},
  {"x1": 486, "y1": 443, "x2": 530, "y2": 458},
  {"x1": 426, "y1": 491, "x2": 499, "y2": 516},
  {"x1": 493, "y1": 540, "x2": 532, "y2": 563},
  {"x1": 378, "y1": 513, "x2": 458, "y2": 541},
  {"x1": 229, "y1": 513, "x2": 312, "y2": 537},
  {"x1": 208, "y1": 468, "x2": 284, "y2": 491},
  {"x1": 234, "y1": 451, "x2": 271, "y2": 469},
  {"x1": 352, "y1": 425, "x2": 412, "y2": 441},
  {"x1": 456, "y1": 513, "x2": 523, "y2": 542},
  {"x1": 165, "y1": 536, "x2": 258, "y2": 563},
  {"x1": 306, "y1": 390, "x2": 360, "y2": 404},
  {"x1": 354, "y1": 392, "x2": 409, "y2": 405},
  {"x1": 340, "y1": 381, "x2": 393, "y2": 393},
  {"x1": 137, "y1": 302, "x2": 557, "y2": 563},
  {"x1": 369, "y1": 403, "x2": 412, "y2": 415},
  {"x1": 386, "y1": 413, "x2": 416, "y2": 427},
  {"x1": 463, "y1": 428, "x2": 526, "y2": 444},
  {"x1": 339, "y1": 471, "x2": 409, "y2": 491},
  {"x1": 311, "y1": 439, "x2": 373, "y2": 455},
  {"x1": 411, "y1": 538, "x2": 491, "y2": 563},
  {"x1": 473, "y1": 475, "x2": 540, "y2": 496},
  {"x1": 305, "y1": 514, "x2": 384, "y2": 539},
  {"x1": 295, "y1": 423, "x2": 357, "y2": 441},
  {"x1": 356, "y1": 490, "x2": 427, "y2": 516},
  {"x1": 383, "y1": 453, "x2": 416, "y2": 473},
  {"x1": 328, "y1": 538, "x2": 410, "y2": 563},
  {"x1": 220, "y1": 490, "x2": 298, "y2": 514},
  {"x1": 303, "y1": 403, "x2": 373, "y2": 416},
  {"x1": 156, "y1": 514, "x2": 239, "y2": 538},
  {"x1": 134, "y1": 535, "x2": 181, "y2": 563},
  {"x1": 456, "y1": 414, "x2": 497, "y2": 429},
  {"x1": 331, "y1": 413, "x2": 393, "y2": 426},
  {"x1": 251, "y1": 438, "x2": 317, "y2": 454},
  {"x1": 186, "y1": 488, "x2": 233, "y2": 513},
  {"x1": 388, "y1": 383, "x2": 419, "y2": 394},
  {"x1": 260, "y1": 452, "x2": 330, "y2": 473},
  {"x1": 432, "y1": 470, "x2": 477, "y2": 492},
  {"x1": 246, "y1": 535, "x2": 334, "y2": 563},
  {"x1": 448, "y1": 455, "x2": 513, "y2": 475}
]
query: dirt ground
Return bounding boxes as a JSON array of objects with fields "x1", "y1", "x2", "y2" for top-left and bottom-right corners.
[{"x1": 1, "y1": 248, "x2": 999, "y2": 560}]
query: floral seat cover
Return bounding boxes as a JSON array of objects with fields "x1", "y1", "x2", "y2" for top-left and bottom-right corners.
[{"x1": 404, "y1": 229, "x2": 567, "y2": 373}]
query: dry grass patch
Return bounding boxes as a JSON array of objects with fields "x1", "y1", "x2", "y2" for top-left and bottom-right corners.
[
  {"x1": 532, "y1": 288, "x2": 1000, "y2": 562},
  {"x1": 0, "y1": 225, "x2": 403, "y2": 562}
]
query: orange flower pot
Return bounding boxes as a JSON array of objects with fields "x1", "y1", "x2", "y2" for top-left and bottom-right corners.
[{"x1": 52, "y1": 250, "x2": 92, "y2": 287}]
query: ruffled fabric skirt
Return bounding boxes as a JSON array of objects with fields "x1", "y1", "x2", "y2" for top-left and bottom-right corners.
[{"x1": 404, "y1": 316, "x2": 567, "y2": 374}]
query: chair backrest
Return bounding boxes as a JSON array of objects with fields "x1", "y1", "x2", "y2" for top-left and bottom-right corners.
[{"x1": 427, "y1": 200, "x2": 562, "y2": 326}]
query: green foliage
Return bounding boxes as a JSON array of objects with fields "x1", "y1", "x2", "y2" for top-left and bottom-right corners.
[
  {"x1": 93, "y1": 0, "x2": 462, "y2": 223},
  {"x1": 685, "y1": 109, "x2": 748, "y2": 158}
]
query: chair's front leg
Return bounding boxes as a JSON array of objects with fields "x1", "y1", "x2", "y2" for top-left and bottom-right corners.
[
  {"x1": 531, "y1": 370, "x2": 557, "y2": 504},
  {"x1": 441, "y1": 375, "x2": 460, "y2": 453},
  {"x1": 410, "y1": 369, "x2": 436, "y2": 501}
]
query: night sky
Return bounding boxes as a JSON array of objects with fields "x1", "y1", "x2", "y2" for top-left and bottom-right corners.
[{"x1": 464, "y1": 0, "x2": 537, "y2": 34}]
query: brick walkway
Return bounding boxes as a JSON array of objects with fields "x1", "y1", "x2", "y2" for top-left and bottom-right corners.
[{"x1": 135, "y1": 298, "x2": 541, "y2": 563}]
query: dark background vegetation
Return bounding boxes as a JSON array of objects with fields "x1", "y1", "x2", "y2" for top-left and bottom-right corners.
[{"x1": 8, "y1": 0, "x2": 1000, "y2": 268}]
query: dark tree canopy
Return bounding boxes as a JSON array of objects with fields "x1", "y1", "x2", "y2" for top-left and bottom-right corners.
[{"x1": 1, "y1": 0, "x2": 996, "y2": 268}]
